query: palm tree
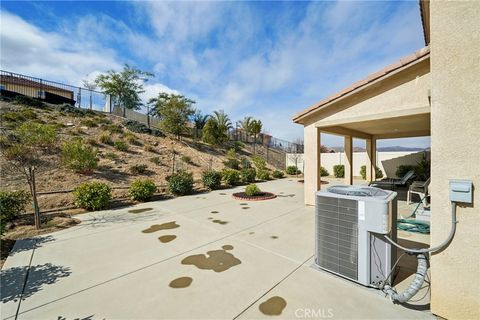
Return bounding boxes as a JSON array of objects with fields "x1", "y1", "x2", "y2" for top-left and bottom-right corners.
[
  {"x1": 192, "y1": 110, "x2": 210, "y2": 140},
  {"x1": 210, "y1": 109, "x2": 232, "y2": 145},
  {"x1": 239, "y1": 116, "x2": 253, "y2": 140},
  {"x1": 250, "y1": 119, "x2": 262, "y2": 154}
]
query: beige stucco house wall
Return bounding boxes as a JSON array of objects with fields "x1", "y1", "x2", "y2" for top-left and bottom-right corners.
[{"x1": 429, "y1": 1, "x2": 480, "y2": 318}]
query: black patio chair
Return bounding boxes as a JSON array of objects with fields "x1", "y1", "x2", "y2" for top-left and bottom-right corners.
[{"x1": 369, "y1": 169, "x2": 416, "y2": 190}]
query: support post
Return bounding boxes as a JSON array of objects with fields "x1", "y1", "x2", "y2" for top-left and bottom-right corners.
[
  {"x1": 366, "y1": 138, "x2": 377, "y2": 182},
  {"x1": 344, "y1": 135, "x2": 353, "y2": 185},
  {"x1": 316, "y1": 128, "x2": 322, "y2": 190}
]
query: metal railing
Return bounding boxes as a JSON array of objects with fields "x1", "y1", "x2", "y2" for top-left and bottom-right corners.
[{"x1": 0, "y1": 70, "x2": 111, "y2": 112}]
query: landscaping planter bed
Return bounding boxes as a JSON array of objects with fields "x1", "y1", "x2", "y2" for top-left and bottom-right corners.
[{"x1": 232, "y1": 192, "x2": 277, "y2": 201}]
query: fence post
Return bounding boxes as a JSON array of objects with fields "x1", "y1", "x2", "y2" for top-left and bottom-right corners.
[{"x1": 147, "y1": 106, "x2": 151, "y2": 128}]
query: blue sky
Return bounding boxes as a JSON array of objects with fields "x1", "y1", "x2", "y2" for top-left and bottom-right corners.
[{"x1": 0, "y1": 1, "x2": 429, "y2": 148}]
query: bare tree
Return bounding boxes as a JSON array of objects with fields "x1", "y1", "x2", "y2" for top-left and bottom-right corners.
[{"x1": 82, "y1": 78, "x2": 97, "y2": 110}]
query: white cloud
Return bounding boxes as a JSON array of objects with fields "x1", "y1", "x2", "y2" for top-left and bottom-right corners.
[{"x1": 141, "y1": 82, "x2": 180, "y2": 102}]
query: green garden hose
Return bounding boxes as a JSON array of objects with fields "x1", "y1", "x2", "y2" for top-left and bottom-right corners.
[{"x1": 397, "y1": 219, "x2": 430, "y2": 234}]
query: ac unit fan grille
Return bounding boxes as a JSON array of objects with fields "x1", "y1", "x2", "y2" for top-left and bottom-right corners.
[{"x1": 316, "y1": 195, "x2": 358, "y2": 280}]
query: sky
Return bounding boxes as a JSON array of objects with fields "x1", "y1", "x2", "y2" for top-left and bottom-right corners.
[{"x1": 0, "y1": 0, "x2": 430, "y2": 148}]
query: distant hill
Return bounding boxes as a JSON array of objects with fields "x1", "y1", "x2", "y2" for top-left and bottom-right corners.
[{"x1": 327, "y1": 146, "x2": 426, "y2": 152}]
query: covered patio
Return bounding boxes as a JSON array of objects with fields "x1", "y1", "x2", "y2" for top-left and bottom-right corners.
[{"x1": 293, "y1": 47, "x2": 431, "y2": 205}]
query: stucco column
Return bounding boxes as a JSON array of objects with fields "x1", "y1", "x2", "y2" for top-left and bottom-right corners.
[
  {"x1": 344, "y1": 135, "x2": 353, "y2": 185},
  {"x1": 303, "y1": 124, "x2": 321, "y2": 205},
  {"x1": 366, "y1": 138, "x2": 377, "y2": 182}
]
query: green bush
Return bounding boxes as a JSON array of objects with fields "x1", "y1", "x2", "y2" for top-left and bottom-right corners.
[
  {"x1": 80, "y1": 119, "x2": 98, "y2": 128},
  {"x1": 103, "y1": 124, "x2": 123, "y2": 134},
  {"x1": 181, "y1": 155, "x2": 192, "y2": 164},
  {"x1": 202, "y1": 170, "x2": 222, "y2": 190},
  {"x1": 272, "y1": 170, "x2": 285, "y2": 179},
  {"x1": 233, "y1": 141, "x2": 245, "y2": 152},
  {"x1": 123, "y1": 120, "x2": 164, "y2": 137},
  {"x1": 222, "y1": 169, "x2": 241, "y2": 186},
  {"x1": 396, "y1": 165, "x2": 416, "y2": 179},
  {"x1": 360, "y1": 165, "x2": 384, "y2": 180},
  {"x1": 130, "y1": 164, "x2": 148, "y2": 174},
  {"x1": 240, "y1": 168, "x2": 256, "y2": 183},
  {"x1": 123, "y1": 132, "x2": 138, "y2": 145},
  {"x1": 114, "y1": 140, "x2": 129, "y2": 152},
  {"x1": 241, "y1": 158, "x2": 252, "y2": 169},
  {"x1": 105, "y1": 152, "x2": 118, "y2": 160},
  {"x1": 1, "y1": 108, "x2": 38, "y2": 123},
  {"x1": 319, "y1": 166, "x2": 329, "y2": 177},
  {"x1": 257, "y1": 169, "x2": 271, "y2": 181},
  {"x1": 245, "y1": 184, "x2": 261, "y2": 196},
  {"x1": 0, "y1": 190, "x2": 30, "y2": 235},
  {"x1": 144, "y1": 144, "x2": 154, "y2": 152},
  {"x1": 99, "y1": 131, "x2": 114, "y2": 145},
  {"x1": 129, "y1": 179, "x2": 157, "y2": 201},
  {"x1": 61, "y1": 139, "x2": 98, "y2": 173},
  {"x1": 333, "y1": 165, "x2": 345, "y2": 178},
  {"x1": 251, "y1": 155, "x2": 267, "y2": 170},
  {"x1": 286, "y1": 165, "x2": 301, "y2": 175},
  {"x1": 73, "y1": 182, "x2": 112, "y2": 211},
  {"x1": 150, "y1": 156, "x2": 161, "y2": 165},
  {"x1": 223, "y1": 158, "x2": 240, "y2": 169},
  {"x1": 14, "y1": 95, "x2": 45, "y2": 108},
  {"x1": 168, "y1": 171, "x2": 194, "y2": 195},
  {"x1": 16, "y1": 122, "x2": 57, "y2": 147}
]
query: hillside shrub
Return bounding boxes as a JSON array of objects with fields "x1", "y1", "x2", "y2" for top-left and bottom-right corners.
[
  {"x1": 129, "y1": 179, "x2": 157, "y2": 201},
  {"x1": 1, "y1": 108, "x2": 37, "y2": 123},
  {"x1": 224, "y1": 148, "x2": 240, "y2": 169},
  {"x1": 149, "y1": 156, "x2": 161, "y2": 165},
  {"x1": 251, "y1": 155, "x2": 267, "y2": 170},
  {"x1": 320, "y1": 166, "x2": 329, "y2": 177},
  {"x1": 202, "y1": 170, "x2": 222, "y2": 190},
  {"x1": 99, "y1": 131, "x2": 114, "y2": 145},
  {"x1": 286, "y1": 166, "x2": 301, "y2": 175},
  {"x1": 123, "y1": 120, "x2": 164, "y2": 137},
  {"x1": 240, "y1": 168, "x2": 256, "y2": 183},
  {"x1": 257, "y1": 169, "x2": 271, "y2": 181},
  {"x1": 245, "y1": 184, "x2": 261, "y2": 197},
  {"x1": 233, "y1": 141, "x2": 245, "y2": 152},
  {"x1": 333, "y1": 165, "x2": 345, "y2": 178},
  {"x1": 123, "y1": 132, "x2": 138, "y2": 145},
  {"x1": 241, "y1": 158, "x2": 251, "y2": 169},
  {"x1": 0, "y1": 190, "x2": 30, "y2": 235},
  {"x1": 80, "y1": 119, "x2": 98, "y2": 128},
  {"x1": 130, "y1": 164, "x2": 148, "y2": 174},
  {"x1": 360, "y1": 165, "x2": 384, "y2": 180},
  {"x1": 103, "y1": 124, "x2": 123, "y2": 134},
  {"x1": 144, "y1": 144, "x2": 154, "y2": 152},
  {"x1": 14, "y1": 95, "x2": 45, "y2": 108},
  {"x1": 105, "y1": 152, "x2": 118, "y2": 160},
  {"x1": 16, "y1": 122, "x2": 57, "y2": 147},
  {"x1": 61, "y1": 139, "x2": 98, "y2": 173},
  {"x1": 272, "y1": 170, "x2": 285, "y2": 179},
  {"x1": 114, "y1": 140, "x2": 128, "y2": 152},
  {"x1": 168, "y1": 171, "x2": 194, "y2": 195},
  {"x1": 181, "y1": 155, "x2": 192, "y2": 164},
  {"x1": 222, "y1": 169, "x2": 241, "y2": 186},
  {"x1": 73, "y1": 182, "x2": 111, "y2": 211}
]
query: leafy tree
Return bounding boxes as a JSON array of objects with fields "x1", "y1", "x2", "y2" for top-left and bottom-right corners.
[
  {"x1": 0, "y1": 123, "x2": 58, "y2": 229},
  {"x1": 202, "y1": 118, "x2": 227, "y2": 145},
  {"x1": 250, "y1": 119, "x2": 262, "y2": 154},
  {"x1": 95, "y1": 64, "x2": 153, "y2": 115},
  {"x1": 192, "y1": 110, "x2": 210, "y2": 140},
  {"x1": 149, "y1": 93, "x2": 195, "y2": 139}
]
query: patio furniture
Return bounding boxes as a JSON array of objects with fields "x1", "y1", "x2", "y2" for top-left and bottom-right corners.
[
  {"x1": 369, "y1": 169, "x2": 415, "y2": 190},
  {"x1": 407, "y1": 178, "x2": 431, "y2": 206}
]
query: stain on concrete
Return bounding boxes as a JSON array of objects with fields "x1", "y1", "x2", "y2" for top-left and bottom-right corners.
[
  {"x1": 222, "y1": 245, "x2": 233, "y2": 250},
  {"x1": 129, "y1": 208, "x2": 153, "y2": 214},
  {"x1": 208, "y1": 217, "x2": 213, "y2": 220},
  {"x1": 219, "y1": 193, "x2": 227, "y2": 195},
  {"x1": 249, "y1": 232, "x2": 255, "y2": 235},
  {"x1": 240, "y1": 203, "x2": 248, "y2": 205},
  {"x1": 271, "y1": 236, "x2": 279, "y2": 239},
  {"x1": 212, "y1": 219, "x2": 228, "y2": 225},
  {"x1": 142, "y1": 221, "x2": 179, "y2": 233},
  {"x1": 259, "y1": 296, "x2": 287, "y2": 315},
  {"x1": 159, "y1": 235, "x2": 177, "y2": 243},
  {"x1": 241, "y1": 207, "x2": 250, "y2": 210},
  {"x1": 182, "y1": 247, "x2": 241, "y2": 272},
  {"x1": 169, "y1": 276, "x2": 192, "y2": 288},
  {"x1": 211, "y1": 211, "x2": 219, "y2": 214}
]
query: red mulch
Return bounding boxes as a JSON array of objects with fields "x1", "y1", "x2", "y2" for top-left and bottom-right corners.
[{"x1": 232, "y1": 192, "x2": 277, "y2": 201}]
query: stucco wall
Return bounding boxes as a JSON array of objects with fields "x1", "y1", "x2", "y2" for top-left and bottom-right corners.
[
  {"x1": 303, "y1": 122, "x2": 319, "y2": 205},
  {"x1": 430, "y1": 1, "x2": 480, "y2": 319}
]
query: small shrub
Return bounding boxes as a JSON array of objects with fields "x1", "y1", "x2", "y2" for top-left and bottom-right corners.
[
  {"x1": 14, "y1": 95, "x2": 45, "y2": 108},
  {"x1": 61, "y1": 138, "x2": 98, "y2": 173},
  {"x1": 257, "y1": 169, "x2": 271, "y2": 181},
  {"x1": 202, "y1": 170, "x2": 222, "y2": 190},
  {"x1": 114, "y1": 140, "x2": 128, "y2": 152},
  {"x1": 123, "y1": 120, "x2": 164, "y2": 137},
  {"x1": 102, "y1": 123, "x2": 123, "y2": 134},
  {"x1": 241, "y1": 158, "x2": 251, "y2": 169},
  {"x1": 73, "y1": 182, "x2": 111, "y2": 211},
  {"x1": 144, "y1": 144, "x2": 154, "y2": 152},
  {"x1": 149, "y1": 156, "x2": 161, "y2": 165},
  {"x1": 99, "y1": 131, "x2": 114, "y2": 145},
  {"x1": 168, "y1": 171, "x2": 194, "y2": 195},
  {"x1": 1, "y1": 108, "x2": 37, "y2": 123},
  {"x1": 223, "y1": 158, "x2": 240, "y2": 169},
  {"x1": 222, "y1": 169, "x2": 241, "y2": 186},
  {"x1": 16, "y1": 122, "x2": 57, "y2": 147},
  {"x1": 129, "y1": 179, "x2": 157, "y2": 201},
  {"x1": 80, "y1": 119, "x2": 98, "y2": 128},
  {"x1": 130, "y1": 164, "x2": 148, "y2": 174},
  {"x1": 286, "y1": 165, "x2": 301, "y2": 175},
  {"x1": 360, "y1": 165, "x2": 384, "y2": 180},
  {"x1": 181, "y1": 155, "x2": 192, "y2": 164},
  {"x1": 0, "y1": 190, "x2": 30, "y2": 235},
  {"x1": 272, "y1": 170, "x2": 285, "y2": 179},
  {"x1": 123, "y1": 132, "x2": 138, "y2": 145},
  {"x1": 85, "y1": 137, "x2": 98, "y2": 146},
  {"x1": 251, "y1": 155, "x2": 267, "y2": 170},
  {"x1": 233, "y1": 141, "x2": 245, "y2": 152},
  {"x1": 245, "y1": 184, "x2": 261, "y2": 197},
  {"x1": 320, "y1": 166, "x2": 329, "y2": 177},
  {"x1": 396, "y1": 165, "x2": 416, "y2": 178},
  {"x1": 105, "y1": 152, "x2": 118, "y2": 160},
  {"x1": 240, "y1": 168, "x2": 256, "y2": 183},
  {"x1": 333, "y1": 165, "x2": 345, "y2": 178}
]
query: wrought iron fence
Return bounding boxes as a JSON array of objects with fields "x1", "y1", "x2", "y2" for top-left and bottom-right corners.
[{"x1": 0, "y1": 70, "x2": 111, "y2": 112}]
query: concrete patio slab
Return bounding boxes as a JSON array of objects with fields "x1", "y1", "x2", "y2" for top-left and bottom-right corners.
[{"x1": 1, "y1": 179, "x2": 433, "y2": 319}]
